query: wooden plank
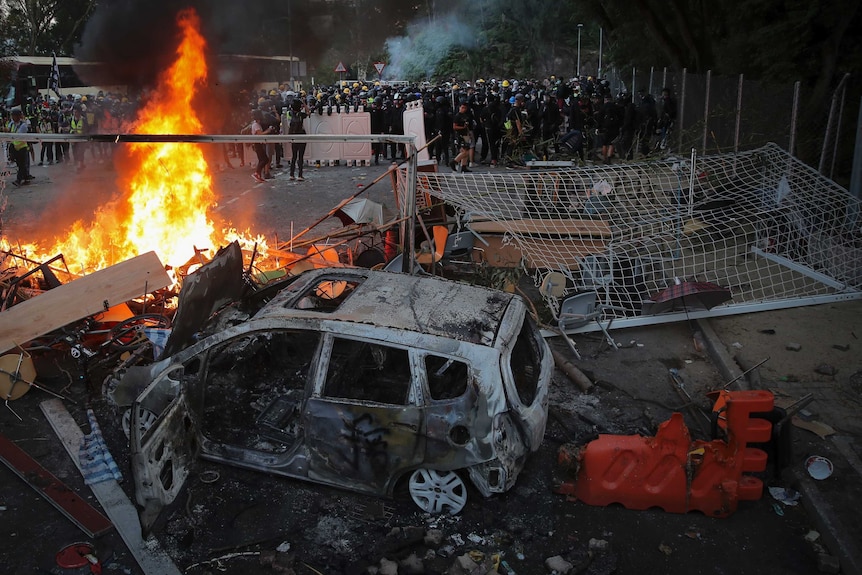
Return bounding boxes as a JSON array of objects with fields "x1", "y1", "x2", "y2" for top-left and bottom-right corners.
[
  {"x1": 0, "y1": 433, "x2": 114, "y2": 538},
  {"x1": 0, "y1": 251, "x2": 171, "y2": 355},
  {"x1": 480, "y1": 236, "x2": 607, "y2": 269},
  {"x1": 40, "y1": 399, "x2": 182, "y2": 575},
  {"x1": 470, "y1": 218, "x2": 613, "y2": 237}
]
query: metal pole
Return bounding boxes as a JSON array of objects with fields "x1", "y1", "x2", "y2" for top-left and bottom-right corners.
[
  {"x1": 688, "y1": 147, "x2": 696, "y2": 217},
  {"x1": 405, "y1": 144, "x2": 418, "y2": 274},
  {"x1": 830, "y1": 80, "x2": 848, "y2": 179},
  {"x1": 702, "y1": 69, "x2": 711, "y2": 155},
  {"x1": 678, "y1": 68, "x2": 687, "y2": 153},
  {"x1": 851, "y1": 96, "x2": 862, "y2": 201},
  {"x1": 577, "y1": 24, "x2": 583, "y2": 77},
  {"x1": 789, "y1": 80, "x2": 800, "y2": 156},
  {"x1": 649, "y1": 66, "x2": 654, "y2": 95},
  {"x1": 733, "y1": 73, "x2": 743, "y2": 156},
  {"x1": 598, "y1": 27, "x2": 603, "y2": 79},
  {"x1": 820, "y1": 73, "x2": 850, "y2": 174},
  {"x1": 631, "y1": 67, "x2": 636, "y2": 96}
]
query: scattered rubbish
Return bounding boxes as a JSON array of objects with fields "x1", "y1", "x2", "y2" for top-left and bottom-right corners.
[
  {"x1": 450, "y1": 533, "x2": 464, "y2": 546},
  {"x1": 56, "y1": 542, "x2": 102, "y2": 573},
  {"x1": 768, "y1": 486, "x2": 801, "y2": 506},
  {"x1": 684, "y1": 531, "x2": 702, "y2": 540},
  {"x1": 805, "y1": 456, "x2": 833, "y2": 480},
  {"x1": 658, "y1": 543, "x2": 673, "y2": 556},
  {"x1": 785, "y1": 343, "x2": 802, "y2": 351},
  {"x1": 79, "y1": 408, "x2": 123, "y2": 485},
  {"x1": 815, "y1": 363, "x2": 837, "y2": 376},
  {"x1": 199, "y1": 470, "x2": 220, "y2": 484},
  {"x1": 804, "y1": 530, "x2": 821, "y2": 543},
  {"x1": 467, "y1": 533, "x2": 485, "y2": 545},
  {"x1": 731, "y1": 341, "x2": 743, "y2": 349},
  {"x1": 792, "y1": 417, "x2": 836, "y2": 439},
  {"x1": 832, "y1": 344, "x2": 850, "y2": 351},
  {"x1": 771, "y1": 502, "x2": 784, "y2": 516},
  {"x1": 276, "y1": 541, "x2": 291, "y2": 552}
]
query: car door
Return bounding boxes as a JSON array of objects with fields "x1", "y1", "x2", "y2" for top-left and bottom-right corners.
[
  {"x1": 130, "y1": 362, "x2": 198, "y2": 535},
  {"x1": 303, "y1": 334, "x2": 425, "y2": 494}
]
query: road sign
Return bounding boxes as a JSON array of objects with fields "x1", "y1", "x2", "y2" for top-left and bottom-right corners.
[
  {"x1": 334, "y1": 61, "x2": 347, "y2": 73},
  {"x1": 373, "y1": 62, "x2": 386, "y2": 76}
]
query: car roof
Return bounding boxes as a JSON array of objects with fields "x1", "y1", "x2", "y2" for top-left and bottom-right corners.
[{"x1": 257, "y1": 268, "x2": 516, "y2": 347}]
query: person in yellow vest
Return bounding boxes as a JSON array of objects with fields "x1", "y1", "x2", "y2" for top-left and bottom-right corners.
[
  {"x1": 9, "y1": 107, "x2": 33, "y2": 187},
  {"x1": 69, "y1": 105, "x2": 88, "y2": 172}
]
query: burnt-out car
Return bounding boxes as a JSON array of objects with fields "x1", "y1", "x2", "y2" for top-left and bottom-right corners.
[{"x1": 115, "y1": 267, "x2": 552, "y2": 530}]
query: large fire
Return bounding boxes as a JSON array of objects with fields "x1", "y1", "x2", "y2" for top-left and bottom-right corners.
[{"x1": 3, "y1": 8, "x2": 265, "y2": 275}]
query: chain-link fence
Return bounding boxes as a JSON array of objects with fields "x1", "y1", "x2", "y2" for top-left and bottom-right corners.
[{"x1": 603, "y1": 67, "x2": 854, "y2": 183}]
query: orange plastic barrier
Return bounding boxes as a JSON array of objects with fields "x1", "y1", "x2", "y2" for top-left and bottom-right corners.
[{"x1": 556, "y1": 390, "x2": 774, "y2": 517}]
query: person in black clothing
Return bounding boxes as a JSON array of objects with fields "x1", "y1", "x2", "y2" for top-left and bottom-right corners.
[
  {"x1": 596, "y1": 95, "x2": 623, "y2": 163},
  {"x1": 480, "y1": 94, "x2": 503, "y2": 167},
  {"x1": 286, "y1": 97, "x2": 309, "y2": 180},
  {"x1": 658, "y1": 87, "x2": 677, "y2": 151},
  {"x1": 539, "y1": 92, "x2": 561, "y2": 158},
  {"x1": 451, "y1": 102, "x2": 474, "y2": 172},
  {"x1": 369, "y1": 97, "x2": 386, "y2": 165},
  {"x1": 432, "y1": 97, "x2": 452, "y2": 166},
  {"x1": 617, "y1": 92, "x2": 638, "y2": 160},
  {"x1": 636, "y1": 89, "x2": 658, "y2": 156},
  {"x1": 387, "y1": 94, "x2": 406, "y2": 160}
]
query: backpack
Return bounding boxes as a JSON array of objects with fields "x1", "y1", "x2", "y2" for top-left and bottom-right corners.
[{"x1": 288, "y1": 111, "x2": 305, "y2": 135}]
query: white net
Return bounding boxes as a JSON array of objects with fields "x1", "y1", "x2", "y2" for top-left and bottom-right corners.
[{"x1": 414, "y1": 143, "x2": 862, "y2": 331}]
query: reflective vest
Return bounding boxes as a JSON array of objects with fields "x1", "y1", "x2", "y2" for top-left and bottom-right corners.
[
  {"x1": 11, "y1": 120, "x2": 28, "y2": 150},
  {"x1": 70, "y1": 117, "x2": 84, "y2": 134}
]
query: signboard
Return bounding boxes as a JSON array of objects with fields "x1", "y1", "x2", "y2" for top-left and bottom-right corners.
[
  {"x1": 373, "y1": 61, "x2": 386, "y2": 76},
  {"x1": 334, "y1": 61, "x2": 347, "y2": 73}
]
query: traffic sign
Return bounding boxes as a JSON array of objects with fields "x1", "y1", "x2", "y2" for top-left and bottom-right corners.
[
  {"x1": 334, "y1": 61, "x2": 347, "y2": 73},
  {"x1": 373, "y1": 62, "x2": 386, "y2": 75}
]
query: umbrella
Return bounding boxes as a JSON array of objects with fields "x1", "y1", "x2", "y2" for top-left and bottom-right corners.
[
  {"x1": 333, "y1": 198, "x2": 385, "y2": 226},
  {"x1": 647, "y1": 280, "x2": 732, "y2": 315}
]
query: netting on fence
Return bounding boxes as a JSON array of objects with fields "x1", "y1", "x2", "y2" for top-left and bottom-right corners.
[{"x1": 415, "y1": 143, "x2": 862, "y2": 325}]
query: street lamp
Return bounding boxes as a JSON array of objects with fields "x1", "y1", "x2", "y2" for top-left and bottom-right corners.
[{"x1": 577, "y1": 23, "x2": 583, "y2": 76}]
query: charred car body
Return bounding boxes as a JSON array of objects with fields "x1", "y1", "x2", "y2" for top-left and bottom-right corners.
[{"x1": 111, "y1": 263, "x2": 551, "y2": 530}]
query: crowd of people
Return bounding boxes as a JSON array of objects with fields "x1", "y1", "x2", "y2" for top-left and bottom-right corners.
[{"x1": 3, "y1": 74, "x2": 678, "y2": 186}]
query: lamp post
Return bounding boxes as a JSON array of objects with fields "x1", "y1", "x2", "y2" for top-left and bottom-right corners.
[
  {"x1": 577, "y1": 23, "x2": 583, "y2": 76},
  {"x1": 598, "y1": 27, "x2": 603, "y2": 79}
]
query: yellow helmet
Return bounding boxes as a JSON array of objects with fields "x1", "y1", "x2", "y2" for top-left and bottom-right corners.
[
  {"x1": 452, "y1": 84, "x2": 459, "y2": 90},
  {"x1": 502, "y1": 80, "x2": 510, "y2": 87},
  {"x1": 362, "y1": 85, "x2": 368, "y2": 91},
  {"x1": 478, "y1": 78, "x2": 485, "y2": 84},
  {"x1": 300, "y1": 90, "x2": 306, "y2": 97},
  {"x1": 344, "y1": 88, "x2": 351, "y2": 94},
  {"x1": 269, "y1": 89, "x2": 277, "y2": 95},
  {"x1": 316, "y1": 92, "x2": 323, "y2": 100},
  {"x1": 374, "y1": 81, "x2": 380, "y2": 86},
  {"x1": 81, "y1": 96, "x2": 88, "y2": 101},
  {"x1": 352, "y1": 82, "x2": 359, "y2": 88}
]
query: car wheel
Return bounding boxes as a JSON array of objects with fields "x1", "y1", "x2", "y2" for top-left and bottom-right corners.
[
  {"x1": 408, "y1": 469, "x2": 467, "y2": 515},
  {"x1": 121, "y1": 405, "x2": 159, "y2": 439}
]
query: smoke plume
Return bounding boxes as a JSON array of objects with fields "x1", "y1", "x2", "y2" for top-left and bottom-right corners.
[{"x1": 383, "y1": 12, "x2": 477, "y2": 81}]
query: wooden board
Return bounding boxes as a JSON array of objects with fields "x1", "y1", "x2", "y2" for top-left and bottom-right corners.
[
  {"x1": 0, "y1": 433, "x2": 113, "y2": 538},
  {"x1": 470, "y1": 218, "x2": 613, "y2": 237},
  {"x1": 40, "y1": 399, "x2": 182, "y2": 575},
  {"x1": 480, "y1": 235, "x2": 608, "y2": 269},
  {"x1": 0, "y1": 251, "x2": 171, "y2": 355}
]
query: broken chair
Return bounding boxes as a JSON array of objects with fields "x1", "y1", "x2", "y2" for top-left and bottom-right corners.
[
  {"x1": 540, "y1": 271, "x2": 622, "y2": 355},
  {"x1": 415, "y1": 225, "x2": 449, "y2": 272}
]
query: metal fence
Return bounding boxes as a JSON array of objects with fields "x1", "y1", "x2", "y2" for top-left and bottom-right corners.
[{"x1": 603, "y1": 67, "x2": 853, "y2": 182}]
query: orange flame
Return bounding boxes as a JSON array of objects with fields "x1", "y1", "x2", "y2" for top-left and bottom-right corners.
[{"x1": 3, "y1": 8, "x2": 265, "y2": 275}]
